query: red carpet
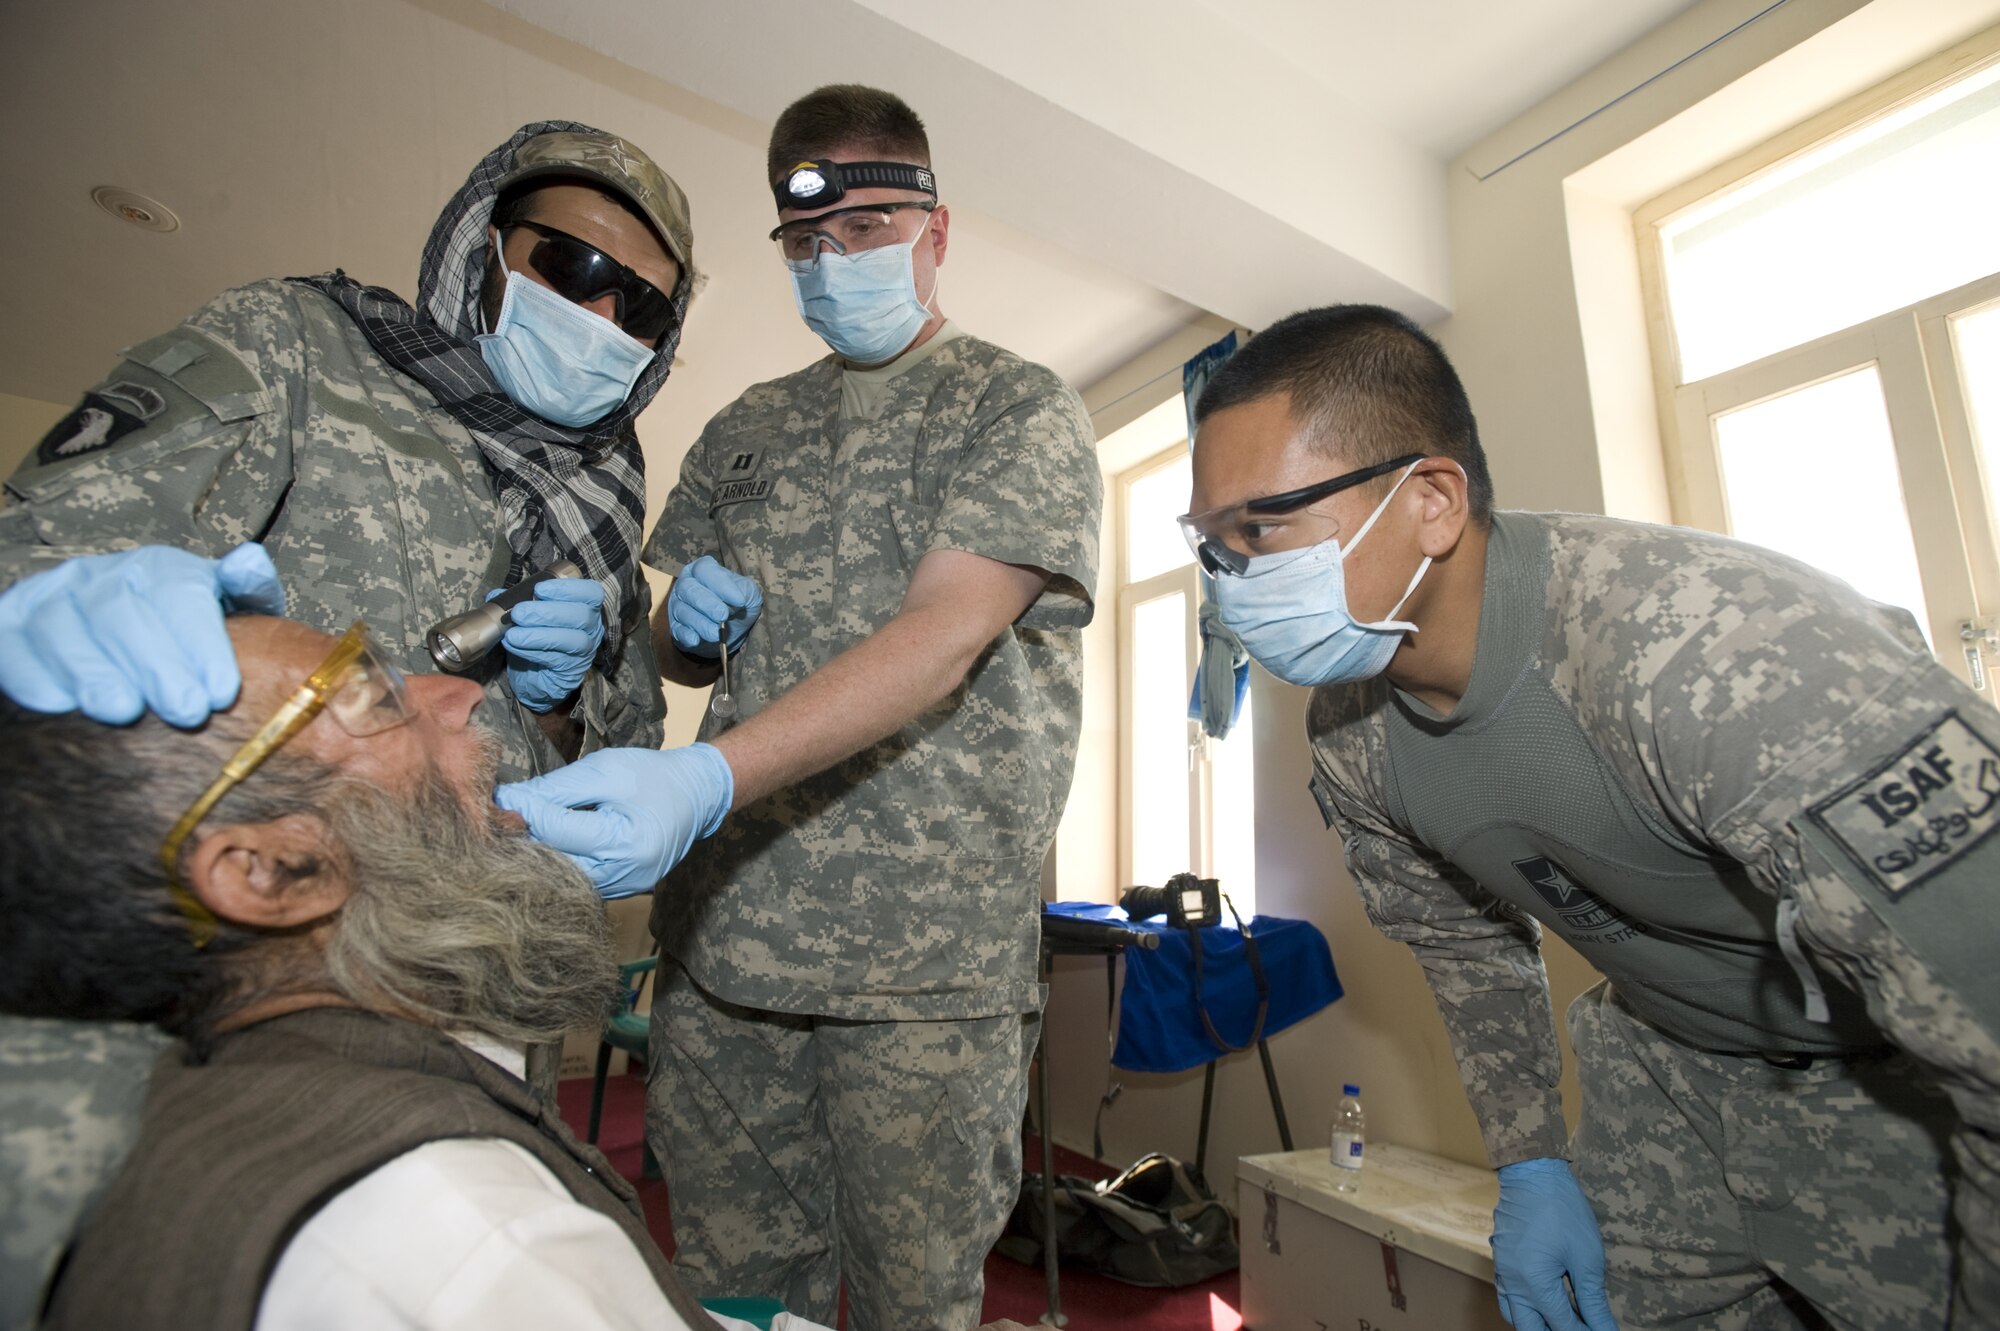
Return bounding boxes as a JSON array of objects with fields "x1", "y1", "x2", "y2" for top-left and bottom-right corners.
[{"x1": 557, "y1": 1071, "x2": 1243, "y2": 1330}]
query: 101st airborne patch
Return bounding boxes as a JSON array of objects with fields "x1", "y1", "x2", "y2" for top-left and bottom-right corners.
[{"x1": 32, "y1": 381, "x2": 167, "y2": 467}]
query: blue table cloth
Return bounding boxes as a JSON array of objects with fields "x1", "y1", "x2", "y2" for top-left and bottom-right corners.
[{"x1": 1046, "y1": 902, "x2": 1342, "y2": 1074}]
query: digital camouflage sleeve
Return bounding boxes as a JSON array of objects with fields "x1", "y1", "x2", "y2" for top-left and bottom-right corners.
[
  {"x1": 1306, "y1": 681, "x2": 1572, "y2": 1168},
  {"x1": 1591, "y1": 522, "x2": 2000, "y2": 1327},
  {"x1": 1307, "y1": 512, "x2": 2000, "y2": 1326},
  {"x1": 0, "y1": 280, "x2": 665, "y2": 773},
  {"x1": 0, "y1": 1018, "x2": 170, "y2": 1331}
]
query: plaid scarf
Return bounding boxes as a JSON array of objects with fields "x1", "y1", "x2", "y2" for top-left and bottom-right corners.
[{"x1": 290, "y1": 121, "x2": 688, "y2": 657}]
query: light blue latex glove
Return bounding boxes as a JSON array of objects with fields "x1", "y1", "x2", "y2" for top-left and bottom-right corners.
[
  {"x1": 665, "y1": 555, "x2": 762, "y2": 658},
  {"x1": 492, "y1": 577, "x2": 606, "y2": 712},
  {"x1": 0, "y1": 542, "x2": 286, "y2": 727},
  {"x1": 1491, "y1": 1158, "x2": 1620, "y2": 1331},
  {"x1": 494, "y1": 744, "x2": 733, "y2": 898}
]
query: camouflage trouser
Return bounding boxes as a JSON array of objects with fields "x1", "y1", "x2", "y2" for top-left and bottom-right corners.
[
  {"x1": 645, "y1": 961, "x2": 1039, "y2": 1331},
  {"x1": 1568, "y1": 982, "x2": 1955, "y2": 1329},
  {"x1": 0, "y1": 1017, "x2": 169, "y2": 1331}
]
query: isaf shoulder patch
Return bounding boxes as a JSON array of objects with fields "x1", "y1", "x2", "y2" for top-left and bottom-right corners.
[
  {"x1": 1807, "y1": 710, "x2": 2000, "y2": 898},
  {"x1": 33, "y1": 389, "x2": 156, "y2": 466}
]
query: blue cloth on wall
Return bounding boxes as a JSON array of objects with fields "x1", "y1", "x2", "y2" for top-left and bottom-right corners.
[{"x1": 1045, "y1": 902, "x2": 1343, "y2": 1074}]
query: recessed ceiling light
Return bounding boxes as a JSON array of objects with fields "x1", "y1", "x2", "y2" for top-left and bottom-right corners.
[{"x1": 91, "y1": 186, "x2": 180, "y2": 233}]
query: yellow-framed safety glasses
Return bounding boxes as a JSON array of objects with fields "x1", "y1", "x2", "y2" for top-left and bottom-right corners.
[{"x1": 160, "y1": 620, "x2": 412, "y2": 947}]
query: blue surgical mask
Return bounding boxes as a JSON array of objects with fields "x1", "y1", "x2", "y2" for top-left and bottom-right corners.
[
  {"x1": 786, "y1": 215, "x2": 937, "y2": 366},
  {"x1": 476, "y1": 269, "x2": 655, "y2": 428},
  {"x1": 1211, "y1": 463, "x2": 1431, "y2": 687}
]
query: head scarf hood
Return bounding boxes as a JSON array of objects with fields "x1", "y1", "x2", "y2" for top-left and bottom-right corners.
[{"x1": 290, "y1": 121, "x2": 696, "y2": 658}]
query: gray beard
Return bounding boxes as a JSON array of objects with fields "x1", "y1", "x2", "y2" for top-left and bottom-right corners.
[{"x1": 318, "y1": 769, "x2": 618, "y2": 1047}]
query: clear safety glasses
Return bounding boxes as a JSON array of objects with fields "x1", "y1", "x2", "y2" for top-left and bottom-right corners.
[
  {"x1": 160, "y1": 620, "x2": 413, "y2": 947},
  {"x1": 1177, "y1": 453, "x2": 1426, "y2": 576},
  {"x1": 770, "y1": 201, "x2": 936, "y2": 265}
]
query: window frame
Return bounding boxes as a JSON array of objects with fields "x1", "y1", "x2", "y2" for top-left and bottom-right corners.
[
  {"x1": 1635, "y1": 30, "x2": 2000, "y2": 428},
  {"x1": 1115, "y1": 444, "x2": 1200, "y2": 888},
  {"x1": 1635, "y1": 32, "x2": 2000, "y2": 687},
  {"x1": 1112, "y1": 442, "x2": 1256, "y2": 909}
]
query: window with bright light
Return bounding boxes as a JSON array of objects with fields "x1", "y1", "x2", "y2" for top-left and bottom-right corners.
[
  {"x1": 1711, "y1": 367, "x2": 1932, "y2": 639},
  {"x1": 1660, "y1": 59, "x2": 2000, "y2": 382},
  {"x1": 1644, "y1": 43, "x2": 2000, "y2": 683},
  {"x1": 1118, "y1": 445, "x2": 1258, "y2": 916},
  {"x1": 1126, "y1": 453, "x2": 1194, "y2": 584},
  {"x1": 1952, "y1": 300, "x2": 2000, "y2": 542}
]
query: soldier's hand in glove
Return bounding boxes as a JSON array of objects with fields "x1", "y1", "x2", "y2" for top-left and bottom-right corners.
[
  {"x1": 0, "y1": 542, "x2": 286, "y2": 727},
  {"x1": 1491, "y1": 1157, "x2": 1620, "y2": 1331},
  {"x1": 665, "y1": 555, "x2": 762, "y2": 658},
  {"x1": 495, "y1": 744, "x2": 734, "y2": 898},
  {"x1": 494, "y1": 577, "x2": 605, "y2": 711}
]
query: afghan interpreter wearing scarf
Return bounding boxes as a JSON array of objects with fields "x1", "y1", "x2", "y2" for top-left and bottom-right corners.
[{"x1": 291, "y1": 120, "x2": 697, "y2": 659}]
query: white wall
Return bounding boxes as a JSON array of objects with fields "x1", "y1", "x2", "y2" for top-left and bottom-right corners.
[
  {"x1": 1041, "y1": 0, "x2": 2000, "y2": 1206},
  {"x1": 0, "y1": 392, "x2": 71, "y2": 483}
]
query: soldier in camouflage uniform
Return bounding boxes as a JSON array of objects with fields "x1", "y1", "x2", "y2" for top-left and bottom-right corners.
[
  {"x1": 1184, "y1": 305, "x2": 2000, "y2": 1329},
  {"x1": 509, "y1": 86, "x2": 1101, "y2": 1331},
  {"x1": 0, "y1": 122, "x2": 696, "y2": 1328}
]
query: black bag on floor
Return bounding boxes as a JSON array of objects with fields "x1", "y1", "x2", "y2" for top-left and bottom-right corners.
[{"x1": 999, "y1": 1152, "x2": 1239, "y2": 1288}]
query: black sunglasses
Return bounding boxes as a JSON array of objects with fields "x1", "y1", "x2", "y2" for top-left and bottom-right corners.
[
  {"x1": 1180, "y1": 452, "x2": 1426, "y2": 576},
  {"x1": 505, "y1": 219, "x2": 680, "y2": 344}
]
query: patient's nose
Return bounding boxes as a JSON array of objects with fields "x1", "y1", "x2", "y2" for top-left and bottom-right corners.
[{"x1": 408, "y1": 672, "x2": 484, "y2": 729}]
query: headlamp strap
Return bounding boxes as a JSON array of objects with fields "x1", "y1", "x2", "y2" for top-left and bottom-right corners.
[{"x1": 775, "y1": 159, "x2": 938, "y2": 212}]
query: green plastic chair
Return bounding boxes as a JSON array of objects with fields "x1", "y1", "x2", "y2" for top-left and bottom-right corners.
[
  {"x1": 699, "y1": 1297, "x2": 788, "y2": 1329},
  {"x1": 587, "y1": 955, "x2": 657, "y2": 1147}
]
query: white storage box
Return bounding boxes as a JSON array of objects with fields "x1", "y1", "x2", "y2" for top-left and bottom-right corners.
[{"x1": 1238, "y1": 1144, "x2": 1511, "y2": 1331}]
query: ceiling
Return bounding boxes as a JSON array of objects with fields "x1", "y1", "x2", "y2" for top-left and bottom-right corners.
[
  {"x1": 1193, "y1": 0, "x2": 1705, "y2": 158},
  {"x1": 0, "y1": 0, "x2": 1704, "y2": 506}
]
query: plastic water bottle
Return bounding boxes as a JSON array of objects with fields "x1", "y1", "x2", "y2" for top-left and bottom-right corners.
[{"x1": 1330, "y1": 1082, "x2": 1365, "y2": 1191}]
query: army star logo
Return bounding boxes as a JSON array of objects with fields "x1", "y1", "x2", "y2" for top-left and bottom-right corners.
[{"x1": 1512, "y1": 856, "x2": 1647, "y2": 941}]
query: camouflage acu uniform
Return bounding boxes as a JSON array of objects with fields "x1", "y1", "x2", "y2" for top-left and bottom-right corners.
[
  {"x1": 0, "y1": 1017, "x2": 169, "y2": 1331},
  {"x1": 0, "y1": 278, "x2": 667, "y2": 1322},
  {"x1": 0, "y1": 277, "x2": 665, "y2": 779},
  {"x1": 1308, "y1": 512, "x2": 2000, "y2": 1328},
  {"x1": 642, "y1": 324, "x2": 1100, "y2": 1330}
]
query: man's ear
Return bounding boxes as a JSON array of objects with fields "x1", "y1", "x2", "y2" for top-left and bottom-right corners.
[
  {"x1": 1413, "y1": 459, "x2": 1472, "y2": 559},
  {"x1": 184, "y1": 814, "x2": 352, "y2": 931},
  {"x1": 928, "y1": 203, "x2": 949, "y2": 268}
]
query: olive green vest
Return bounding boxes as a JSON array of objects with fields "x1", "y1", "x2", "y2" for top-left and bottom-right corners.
[{"x1": 42, "y1": 1007, "x2": 712, "y2": 1330}]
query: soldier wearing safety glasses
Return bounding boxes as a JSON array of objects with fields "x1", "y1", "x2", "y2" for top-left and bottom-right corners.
[
  {"x1": 499, "y1": 85, "x2": 1103, "y2": 1331},
  {"x1": 1189, "y1": 304, "x2": 2000, "y2": 1331},
  {"x1": 0, "y1": 123, "x2": 694, "y2": 1324}
]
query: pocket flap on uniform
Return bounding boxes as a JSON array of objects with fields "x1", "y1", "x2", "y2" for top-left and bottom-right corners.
[
  {"x1": 120, "y1": 327, "x2": 265, "y2": 424},
  {"x1": 1307, "y1": 773, "x2": 1340, "y2": 830}
]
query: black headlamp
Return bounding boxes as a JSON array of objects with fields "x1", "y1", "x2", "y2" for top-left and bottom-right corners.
[{"x1": 773, "y1": 159, "x2": 938, "y2": 212}]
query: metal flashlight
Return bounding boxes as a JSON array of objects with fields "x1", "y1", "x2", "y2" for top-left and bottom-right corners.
[{"x1": 427, "y1": 560, "x2": 583, "y2": 673}]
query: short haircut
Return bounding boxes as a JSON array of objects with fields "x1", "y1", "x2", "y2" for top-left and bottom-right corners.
[
  {"x1": 767, "y1": 84, "x2": 930, "y2": 183},
  {"x1": 0, "y1": 699, "x2": 330, "y2": 1034},
  {"x1": 1194, "y1": 304, "x2": 1495, "y2": 522}
]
